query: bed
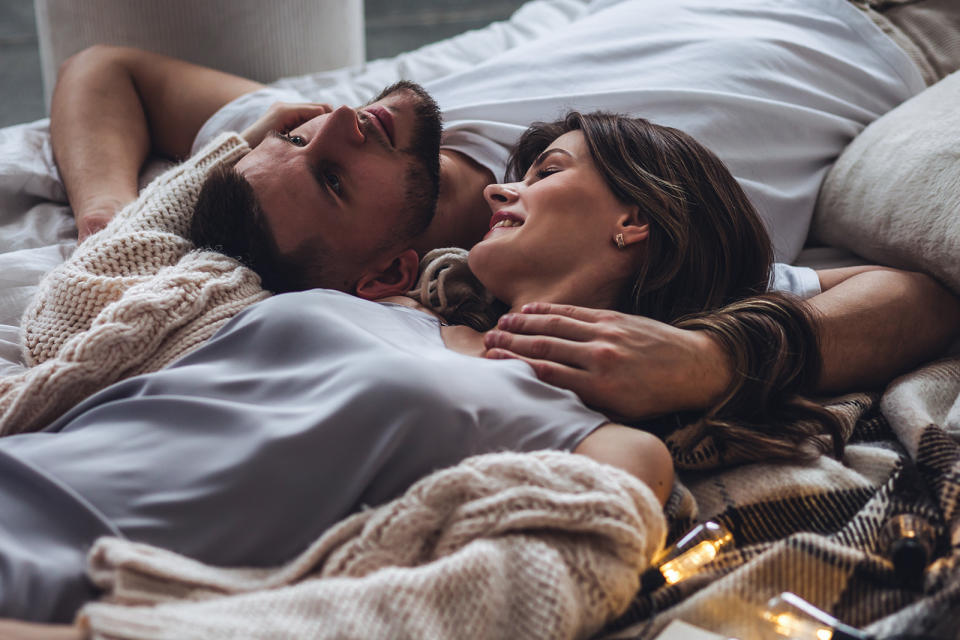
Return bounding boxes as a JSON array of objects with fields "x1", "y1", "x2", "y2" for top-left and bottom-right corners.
[{"x1": 1, "y1": 0, "x2": 959, "y2": 637}]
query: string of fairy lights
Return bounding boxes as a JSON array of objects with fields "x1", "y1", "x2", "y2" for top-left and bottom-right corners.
[{"x1": 640, "y1": 513, "x2": 936, "y2": 639}]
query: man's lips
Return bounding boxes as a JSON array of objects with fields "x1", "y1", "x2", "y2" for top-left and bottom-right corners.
[{"x1": 363, "y1": 106, "x2": 395, "y2": 148}]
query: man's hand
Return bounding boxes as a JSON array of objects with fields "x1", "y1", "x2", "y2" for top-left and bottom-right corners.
[
  {"x1": 483, "y1": 302, "x2": 732, "y2": 421},
  {"x1": 240, "y1": 101, "x2": 333, "y2": 148},
  {"x1": 74, "y1": 197, "x2": 132, "y2": 243},
  {"x1": 483, "y1": 268, "x2": 960, "y2": 421},
  {"x1": 0, "y1": 619, "x2": 85, "y2": 639}
]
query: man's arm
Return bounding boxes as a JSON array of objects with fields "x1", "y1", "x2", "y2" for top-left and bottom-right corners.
[
  {"x1": 483, "y1": 268, "x2": 960, "y2": 420},
  {"x1": 50, "y1": 45, "x2": 263, "y2": 239},
  {"x1": 810, "y1": 266, "x2": 960, "y2": 392}
]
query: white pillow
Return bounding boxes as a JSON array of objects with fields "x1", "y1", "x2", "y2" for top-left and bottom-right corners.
[{"x1": 811, "y1": 71, "x2": 960, "y2": 293}]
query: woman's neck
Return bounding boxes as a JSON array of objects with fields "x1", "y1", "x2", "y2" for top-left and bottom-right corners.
[{"x1": 502, "y1": 274, "x2": 623, "y2": 316}]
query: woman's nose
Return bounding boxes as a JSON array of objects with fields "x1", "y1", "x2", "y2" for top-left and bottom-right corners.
[{"x1": 483, "y1": 182, "x2": 520, "y2": 206}]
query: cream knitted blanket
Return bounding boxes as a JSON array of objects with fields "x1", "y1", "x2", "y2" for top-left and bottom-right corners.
[
  {"x1": 78, "y1": 451, "x2": 666, "y2": 640},
  {"x1": 0, "y1": 133, "x2": 270, "y2": 436}
]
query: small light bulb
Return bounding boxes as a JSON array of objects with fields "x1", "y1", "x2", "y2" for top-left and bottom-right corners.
[
  {"x1": 762, "y1": 593, "x2": 872, "y2": 640},
  {"x1": 642, "y1": 521, "x2": 733, "y2": 590},
  {"x1": 879, "y1": 513, "x2": 935, "y2": 591}
]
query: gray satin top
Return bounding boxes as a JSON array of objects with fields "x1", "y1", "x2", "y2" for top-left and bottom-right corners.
[{"x1": 0, "y1": 289, "x2": 606, "y2": 621}]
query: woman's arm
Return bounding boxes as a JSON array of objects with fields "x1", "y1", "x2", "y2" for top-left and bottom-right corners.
[
  {"x1": 484, "y1": 266, "x2": 960, "y2": 420},
  {"x1": 574, "y1": 424, "x2": 674, "y2": 505}
]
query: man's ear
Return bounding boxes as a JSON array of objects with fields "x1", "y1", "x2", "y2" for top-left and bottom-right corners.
[
  {"x1": 354, "y1": 249, "x2": 420, "y2": 300},
  {"x1": 617, "y1": 210, "x2": 649, "y2": 246}
]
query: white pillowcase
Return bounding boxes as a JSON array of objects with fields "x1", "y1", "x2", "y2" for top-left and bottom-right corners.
[{"x1": 811, "y1": 71, "x2": 960, "y2": 293}]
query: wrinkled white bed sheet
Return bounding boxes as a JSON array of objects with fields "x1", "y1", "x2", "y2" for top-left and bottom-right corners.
[{"x1": 0, "y1": 121, "x2": 75, "y2": 376}]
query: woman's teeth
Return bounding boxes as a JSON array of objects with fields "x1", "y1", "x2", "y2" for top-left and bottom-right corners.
[{"x1": 493, "y1": 219, "x2": 523, "y2": 229}]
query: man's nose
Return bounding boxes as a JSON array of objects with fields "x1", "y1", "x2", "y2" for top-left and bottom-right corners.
[
  {"x1": 483, "y1": 182, "x2": 520, "y2": 206},
  {"x1": 314, "y1": 105, "x2": 365, "y2": 147}
]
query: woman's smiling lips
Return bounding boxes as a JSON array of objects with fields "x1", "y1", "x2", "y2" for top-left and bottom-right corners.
[
  {"x1": 489, "y1": 211, "x2": 525, "y2": 229},
  {"x1": 483, "y1": 211, "x2": 525, "y2": 239}
]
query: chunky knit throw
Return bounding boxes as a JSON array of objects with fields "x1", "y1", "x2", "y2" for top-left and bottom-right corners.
[
  {"x1": 0, "y1": 133, "x2": 270, "y2": 436},
  {"x1": 78, "y1": 451, "x2": 666, "y2": 640}
]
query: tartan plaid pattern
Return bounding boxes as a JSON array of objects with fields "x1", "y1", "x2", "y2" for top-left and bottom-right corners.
[{"x1": 599, "y1": 355, "x2": 960, "y2": 639}]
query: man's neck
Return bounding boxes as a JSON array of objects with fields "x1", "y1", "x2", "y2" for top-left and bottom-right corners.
[{"x1": 414, "y1": 149, "x2": 495, "y2": 253}]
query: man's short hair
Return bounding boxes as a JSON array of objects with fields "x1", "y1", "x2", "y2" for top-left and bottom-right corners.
[{"x1": 191, "y1": 166, "x2": 319, "y2": 293}]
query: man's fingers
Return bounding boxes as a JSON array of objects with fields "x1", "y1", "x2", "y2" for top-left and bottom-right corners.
[
  {"x1": 495, "y1": 312, "x2": 595, "y2": 341},
  {"x1": 484, "y1": 331, "x2": 592, "y2": 368},
  {"x1": 285, "y1": 102, "x2": 333, "y2": 125},
  {"x1": 485, "y1": 349, "x2": 593, "y2": 393},
  {"x1": 519, "y1": 302, "x2": 613, "y2": 322},
  {"x1": 242, "y1": 101, "x2": 334, "y2": 146},
  {"x1": 273, "y1": 102, "x2": 333, "y2": 132}
]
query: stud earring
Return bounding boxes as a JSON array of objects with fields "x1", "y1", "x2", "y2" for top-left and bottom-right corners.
[{"x1": 615, "y1": 233, "x2": 626, "y2": 249}]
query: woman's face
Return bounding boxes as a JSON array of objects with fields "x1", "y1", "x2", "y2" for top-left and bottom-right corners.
[{"x1": 468, "y1": 130, "x2": 640, "y2": 308}]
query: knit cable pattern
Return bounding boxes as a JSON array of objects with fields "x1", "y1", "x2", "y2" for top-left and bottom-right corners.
[{"x1": 0, "y1": 133, "x2": 270, "y2": 436}]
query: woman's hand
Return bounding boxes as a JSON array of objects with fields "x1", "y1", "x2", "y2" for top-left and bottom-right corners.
[
  {"x1": 240, "y1": 101, "x2": 333, "y2": 148},
  {"x1": 0, "y1": 619, "x2": 85, "y2": 639},
  {"x1": 483, "y1": 303, "x2": 732, "y2": 421}
]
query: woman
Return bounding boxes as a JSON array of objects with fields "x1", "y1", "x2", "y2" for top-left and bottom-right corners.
[
  {"x1": 0, "y1": 112, "x2": 837, "y2": 624},
  {"x1": 405, "y1": 111, "x2": 841, "y2": 463}
]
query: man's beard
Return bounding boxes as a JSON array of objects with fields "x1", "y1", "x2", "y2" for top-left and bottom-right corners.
[{"x1": 370, "y1": 81, "x2": 443, "y2": 237}]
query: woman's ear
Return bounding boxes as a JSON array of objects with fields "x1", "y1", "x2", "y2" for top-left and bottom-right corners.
[
  {"x1": 617, "y1": 211, "x2": 649, "y2": 246},
  {"x1": 354, "y1": 249, "x2": 420, "y2": 300}
]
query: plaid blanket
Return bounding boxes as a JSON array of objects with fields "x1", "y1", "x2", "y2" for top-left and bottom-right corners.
[{"x1": 600, "y1": 355, "x2": 960, "y2": 639}]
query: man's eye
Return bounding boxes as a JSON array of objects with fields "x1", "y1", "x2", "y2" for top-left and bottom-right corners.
[
  {"x1": 325, "y1": 172, "x2": 343, "y2": 195},
  {"x1": 280, "y1": 132, "x2": 306, "y2": 146}
]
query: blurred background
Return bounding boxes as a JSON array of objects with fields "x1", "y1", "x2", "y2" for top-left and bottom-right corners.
[{"x1": 0, "y1": 0, "x2": 529, "y2": 128}]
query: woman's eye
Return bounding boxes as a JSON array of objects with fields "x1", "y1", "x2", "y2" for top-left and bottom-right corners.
[{"x1": 536, "y1": 167, "x2": 560, "y2": 179}]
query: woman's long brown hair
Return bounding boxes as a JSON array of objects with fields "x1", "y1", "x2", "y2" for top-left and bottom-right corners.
[{"x1": 505, "y1": 112, "x2": 843, "y2": 462}]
